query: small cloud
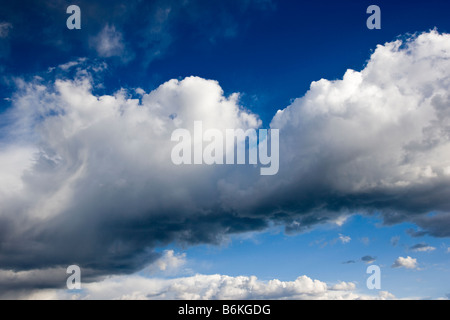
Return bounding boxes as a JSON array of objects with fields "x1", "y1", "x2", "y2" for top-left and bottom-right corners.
[
  {"x1": 406, "y1": 228, "x2": 428, "y2": 238},
  {"x1": 90, "y1": 25, "x2": 134, "y2": 62},
  {"x1": 0, "y1": 22, "x2": 12, "y2": 38},
  {"x1": 410, "y1": 243, "x2": 436, "y2": 252},
  {"x1": 58, "y1": 58, "x2": 87, "y2": 71},
  {"x1": 390, "y1": 236, "x2": 400, "y2": 247},
  {"x1": 331, "y1": 281, "x2": 356, "y2": 291},
  {"x1": 342, "y1": 260, "x2": 356, "y2": 264},
  {"x1": 135, "y1": 88, "x2": 146, "y2": 96},
  {"x1": 331, "y1": 215, "x2": 349, "y2": 227},
  {"x1": 392, "y1": 256, "x2": 418, "y2": 269},
  {"x1": 361, "y1": 255, "x2": 377, "y2": 264},
  {"x1": 378, "y1": 291, "x2": 396, "y2": 300},
  {"x1": 338, "y1": 234, "x2": 351, "y2": 244}
]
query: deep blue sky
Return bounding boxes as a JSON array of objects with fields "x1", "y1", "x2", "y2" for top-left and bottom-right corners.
[{"x1": 2, "y1": 0, "x2": 450, "y2": 125}]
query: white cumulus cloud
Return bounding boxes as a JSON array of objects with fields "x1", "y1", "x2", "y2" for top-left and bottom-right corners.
[
  {"x1": 392, "y1": 256, "x2": 418, "y2": 269},
  {"x1": 22, "y1": 273, "x2": 394, "y2": 300}
]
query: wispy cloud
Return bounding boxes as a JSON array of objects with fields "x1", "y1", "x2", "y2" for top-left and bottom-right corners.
[
  {"x1": 410, "y1": 243, "x2": 436, "y2": 252},
  {"x1": 338, "y1": 234, "x2": 351, "y2": 244},
  {"x1": 391, "y1": 236, "x2": 400, "y2": 247},
  {"x1": 0, "y1": 22, "x2": 12, "y2": 38},
  {"x1": 90, "y1": 25, "x2": 134, "y2": 62}
]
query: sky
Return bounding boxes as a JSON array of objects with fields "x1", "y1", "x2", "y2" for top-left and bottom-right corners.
[{"x1": 0, "y1": 0, "x2": 450, "y2": 300}]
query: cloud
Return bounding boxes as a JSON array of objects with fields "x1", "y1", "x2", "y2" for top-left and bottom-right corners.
[
  {"x1": 58, "y1": 58, "x2": 88, "y2": 71},
  {"x1": 143, "y1": 250, "x2": 187, "y2": 276},
  {"x1": 0, "y1": 22, "x2": 12, "y2": 38},
  {"x1": 338, "y1": 234, "x2": 351, "y2": 244},
  {"x1": 412, "y1": 213, "x2": 450, "y2": 238},
  {"x1": 248, "y1": 30, "x2": 450, "y2": 237},
  {"x1": 20, "y1": 273, "x2": 393, "y2": 300},
  {"x1": 90, "y1": 25, "x2": 133, "y2": 62},
  {"x1": 391, "y1": 236, "x2": 400, "y2": 247},
  {"x1": 409, "y1": 243, "x2": 436, "y2": 252},
  {"x1": 0, "y1": 21, "x2": 12, "y2": 60},
  {"x1": 330, "y1": 281, "x2": 356, "y2": 291},
  {"x1": 0, "y1": 72, "x2": 262, "y2": 287},
  {"x1": 135, "y1": 5, "x2": 173, "y2": 66},
  {"x1": 0, "y1": 0, "x2": 278, "y2": 70},
  {"x1": 361, "y1": 256, "x2": 377, "y2": 264},
  {"x1": 392, "y1": 256, "x2": 418, "y2": 269},
  {"x1": 406, "y1": 228, "x2": 428, "y2": 238},
  {"x1": 2, "y1": 30, "x2": 450, "y2": 293}
]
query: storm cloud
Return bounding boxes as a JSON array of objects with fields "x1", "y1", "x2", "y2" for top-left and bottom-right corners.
[{"x1": 1, "y1": 30, "x2": 450, "y2": 293}]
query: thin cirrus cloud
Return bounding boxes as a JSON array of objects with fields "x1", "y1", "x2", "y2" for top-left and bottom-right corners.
[{"x1": 1, "y1": 31, "x2": 450, "y2": 294}]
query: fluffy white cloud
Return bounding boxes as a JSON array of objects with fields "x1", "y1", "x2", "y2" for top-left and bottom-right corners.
[
  {"x1": 392, "y1": 256, "x2": 418, "y2": 269},
  {"x1": 0, "y1": 69, "x2": 262, "y2": 276},
  {"x1": 219, "y1": 30, "x2": 450, "y2": 236},
  {"x1": 22, "y1": 273, "x2": 393, "y2": 300},
  {"x1": 272, "y1": 30, "x2": 450, "y2": 193}
]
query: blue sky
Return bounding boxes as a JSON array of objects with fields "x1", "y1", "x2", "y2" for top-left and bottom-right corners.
[
  {"x1": 3, "y1": 0, "x2": 450, "y2": 123},
  {"x1": 0, "y1": 0, "x2": 450, "y2": 299},
  {"x1": 181, "y1": 215, "x2": 450, "y2": 299}
]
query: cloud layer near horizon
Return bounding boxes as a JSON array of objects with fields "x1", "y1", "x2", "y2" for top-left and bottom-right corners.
[
  {"x1": 22, "y1": 273, "x2": 394, "y2": 300},
  {"x1": 3, "y1": 251, "x2": 393, "y2": 300},
  {"x1": 1, "y1": 31, "x2": 450, "y2": 292}
]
